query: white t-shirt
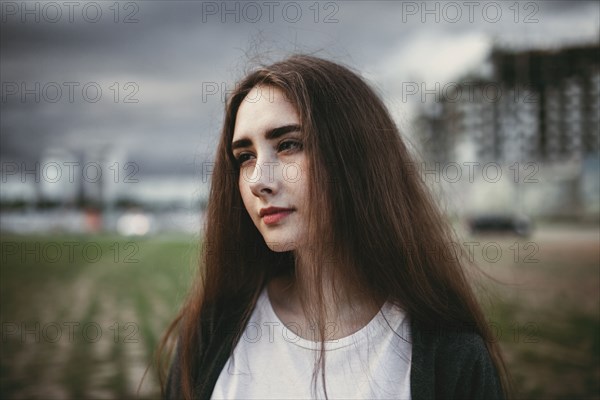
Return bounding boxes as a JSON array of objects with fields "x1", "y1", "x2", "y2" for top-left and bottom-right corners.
[{"x1": 211, "y1": 287, "x2": 412, "y2": 399}]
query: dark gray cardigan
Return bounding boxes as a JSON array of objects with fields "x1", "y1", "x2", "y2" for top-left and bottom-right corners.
[{"x1": 165, "y1": 301, "x2": 505, "y2": 400}]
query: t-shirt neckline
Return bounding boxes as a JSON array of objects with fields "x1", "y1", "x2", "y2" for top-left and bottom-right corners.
[{"x1": 260, "y1": 286, "x2": 396, "y2": 351}]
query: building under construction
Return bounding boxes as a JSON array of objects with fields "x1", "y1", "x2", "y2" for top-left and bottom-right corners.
[{"x1": 415, "y1": 44, "x2": 600, "y2": 219}]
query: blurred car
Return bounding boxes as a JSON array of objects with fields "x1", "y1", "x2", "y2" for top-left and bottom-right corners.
[{"x1": 467, "y1": 214, "x2": 533, "y2": 237}]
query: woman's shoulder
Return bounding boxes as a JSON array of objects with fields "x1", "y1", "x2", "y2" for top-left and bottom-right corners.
[
  {"x1": 412, "y1": 320, "x2": 490, "y2": 352},
  {"x1": 410, "y1": 320, "x2": 504, "y2": 400},
  {"x1": 165, "y1": 293, "x2": 256, "y2": 399}
]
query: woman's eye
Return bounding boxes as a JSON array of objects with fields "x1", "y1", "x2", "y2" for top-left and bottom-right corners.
[
  {"x1": 278, "y1": 140, "x2": 302, "y2": 152},
  {"x1": 235, "y1": 153, "x2": 254, "y2": 166}
]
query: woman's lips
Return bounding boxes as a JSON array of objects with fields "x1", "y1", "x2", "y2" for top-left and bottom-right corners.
[{"x1": 262, "y1": 210, "x2": 293, "y2": 225}]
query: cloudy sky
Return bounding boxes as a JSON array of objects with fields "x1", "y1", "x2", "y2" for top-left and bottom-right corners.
[{"x1": 2, "y1": 0, "x2": 599, "y2": 177}]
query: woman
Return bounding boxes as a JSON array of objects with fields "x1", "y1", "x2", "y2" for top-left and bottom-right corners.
[{"x1": 159, "y1": 55, "x2": 510, "y2": 399}]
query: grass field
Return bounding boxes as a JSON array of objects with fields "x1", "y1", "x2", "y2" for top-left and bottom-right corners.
[
  {"x1": 473, "y1": 226, "x2": 600, "y2": 399},
  {"x1": 1, "y1": 233, "x2": 198, "y2": 399},
  {"x1": 0, "y1": 225, "x2": 598, "y2": 399}
]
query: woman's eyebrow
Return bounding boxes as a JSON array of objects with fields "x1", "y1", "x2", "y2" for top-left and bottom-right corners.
[
  {"x1": 265, "y1": 124, "x2": 301, "y2": 140},
  {"x1": 232, "y1": 124, "x2": 301, "y2": 151}
]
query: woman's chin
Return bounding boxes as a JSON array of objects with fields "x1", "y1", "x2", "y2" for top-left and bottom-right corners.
[{"x1": 264, "y1": 240, "x2": 297, "y2": 252}]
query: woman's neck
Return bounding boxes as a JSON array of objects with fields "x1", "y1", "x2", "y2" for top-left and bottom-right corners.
[{"x1": 266, "y1": 266, "x2": 382, "y2": 342}]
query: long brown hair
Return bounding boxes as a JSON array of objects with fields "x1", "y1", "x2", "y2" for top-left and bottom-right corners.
[{"x1": 157, "y1": 54, "x2": 511, "y2": 399}]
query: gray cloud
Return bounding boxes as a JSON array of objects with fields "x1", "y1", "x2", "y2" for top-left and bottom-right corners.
[{"x1": 1, "y1": 0, "x2": 598, "y2": 176}]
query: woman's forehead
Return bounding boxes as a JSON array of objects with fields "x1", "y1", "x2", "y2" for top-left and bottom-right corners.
[
  {"x1": 241, "y1": 85, "x2": 291, "y2": 107},
  {"x1": 233, "y1": 85, "x2": 300, "y2": 139}
]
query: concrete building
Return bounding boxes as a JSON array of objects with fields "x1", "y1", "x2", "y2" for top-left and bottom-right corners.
[{"x1": 415, "y1": 44, "x2": 600, "y2": 219}]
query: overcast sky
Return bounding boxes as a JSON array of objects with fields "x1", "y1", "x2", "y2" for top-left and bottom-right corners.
[{"x1": 1, "y1": 0, "x2": 599, "y2": 176}]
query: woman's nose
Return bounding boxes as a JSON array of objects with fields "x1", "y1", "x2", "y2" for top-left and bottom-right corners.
[{"x1": 246, "y1": 159, "x2": 280, "y2": 196}]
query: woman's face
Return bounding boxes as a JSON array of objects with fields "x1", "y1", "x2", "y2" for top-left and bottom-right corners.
[{"x1": 232, "y1": 85, "x2": 309, "y2": 252}]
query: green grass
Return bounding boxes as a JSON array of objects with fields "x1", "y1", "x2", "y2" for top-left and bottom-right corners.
[
  {"x1": 1, "y1": 233, "x2": 197, "y2": 399},
  {"x1": 470, "y1": 232, "x2": 600, "y2": 399},
  {"x1": 1, "y1": 229, "x2": 599, "y2": 399}
]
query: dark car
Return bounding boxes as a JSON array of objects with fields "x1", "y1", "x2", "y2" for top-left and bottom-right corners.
[{"x1": 467, "y1": 214, "x2": 533, "y2": 237}]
